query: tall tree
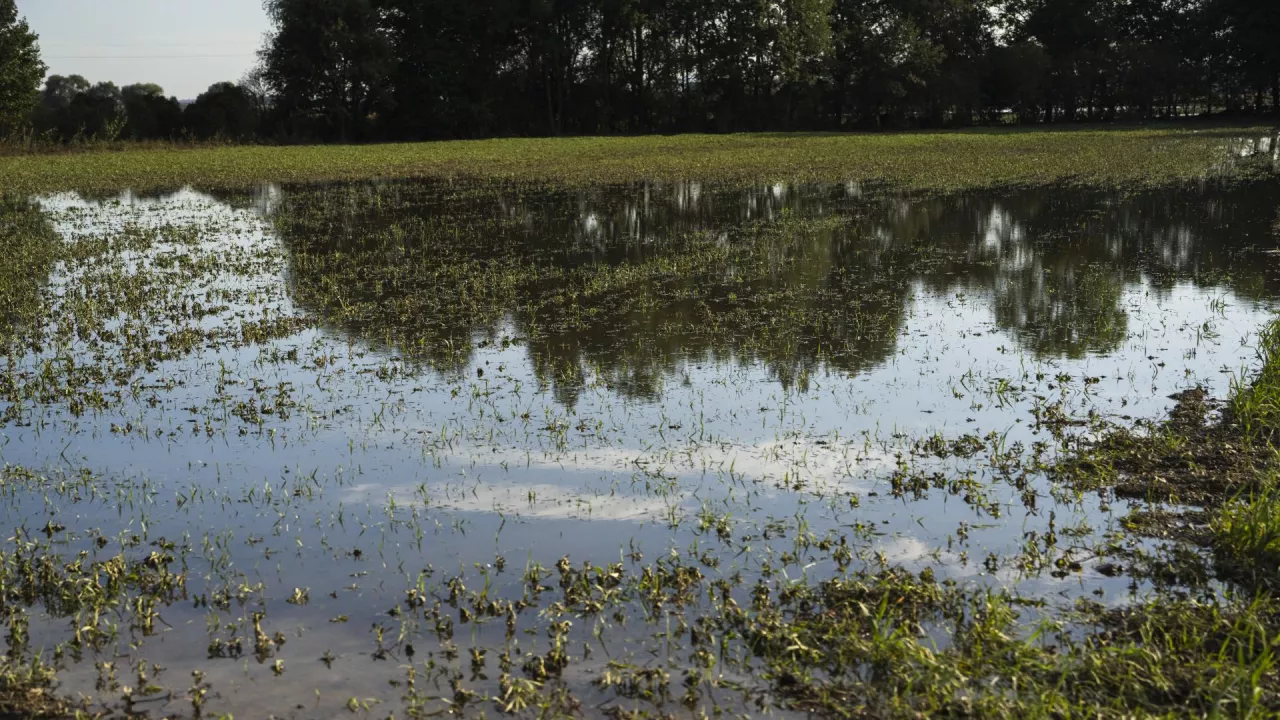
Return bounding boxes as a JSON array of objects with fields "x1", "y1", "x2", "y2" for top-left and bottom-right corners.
[
  {"x1": 230, "y1": 0, "x2": 1280, "y2": 139},
  {"x1": 61, "y1": 82, "x2": 126, "y2": 140},
  {"x1": 122, "y1": 83, "x2": 183, "y2": 140},
  {"x1": 40, "y1": 74, "x2": 88, "y2": 110},
  {"x1": 1210, "y1": 0, "x2": 1280, "y2": 113},
  {"x1": 828, "y1": 0, "x2": 944, "y2": 127},
  {"x1": 261, "y1": 0, "x2": 395, "y2": 141},
  {"x1": 519, "y1": 0, "x2": 594, "y2": 134},
  {"x1": 184, "y1": 82, "x2": 259, "y2": 140},
  {"x1": 0, "y1": 0, "x2": 44, "y2": 134},
  {"x1": 764, "y1": 0, "x2": 835, "y2": 128},
  {"x1": 382, "y1": 0, "x2": 517, "y2": 138},
  {"x1": 238, "y1": 67, "x2": 272, "y2": 120}
]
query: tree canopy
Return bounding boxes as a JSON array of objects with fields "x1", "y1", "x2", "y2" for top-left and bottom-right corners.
[
  {"x1": 31, "y1": 76, "x2": 261, "y2": 143},
  {"x1": 247, "y1": 0, "x2": 1280, "y2": 139},
  {"x1": 252, "y1": 0, "x2": 1280, "y2": 139},
  {"x1": 185, "y1": 82, "x2": 259, "y2": 140},
  {"x1": 0, "y1": 0, "x2": 44, "y2": 134},
  {"x1": 7, "y1": 0, "x2": 1280, "y2": 142}
]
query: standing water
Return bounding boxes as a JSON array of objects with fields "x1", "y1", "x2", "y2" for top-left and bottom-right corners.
[{"x1": 1, "y1": 176, "x2": 1279, "y2": 717}]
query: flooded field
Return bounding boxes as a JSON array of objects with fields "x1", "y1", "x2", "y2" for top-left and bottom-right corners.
[{"x1": 2, "y1": 172, "x2": 1280, "y2": 717}]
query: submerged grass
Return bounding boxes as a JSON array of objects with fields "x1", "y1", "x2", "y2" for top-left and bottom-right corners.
[
  {"x1": 0, "y1": 124, "x2": 1275, "y2": 196},
  {"x1": 746, "y1": 317, "x2": 1280, "y2": 718},
  {"x1": 1058, "y1": 312, "x2": 1280, "y2": 588},
  {"x1": 0, "y1": 199, "x2": 60, "y2": 347}
]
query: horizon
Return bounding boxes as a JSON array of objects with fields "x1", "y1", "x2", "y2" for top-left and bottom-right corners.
[{"x1": 15, "y1": 0, "x2": 269, "y2": 99}]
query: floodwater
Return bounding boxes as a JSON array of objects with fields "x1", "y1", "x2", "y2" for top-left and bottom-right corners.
[{"x1": 3, "y1": 176, "x2": 1280, "y2": 717}]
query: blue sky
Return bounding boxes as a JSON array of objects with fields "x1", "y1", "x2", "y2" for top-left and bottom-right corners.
[{"x1": 15, "y1": 0, "x2": 270, "y2": 99}]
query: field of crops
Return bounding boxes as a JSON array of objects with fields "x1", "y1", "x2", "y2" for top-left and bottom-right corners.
[{"x1": 0, "y1": 124, "x2": 1275, "y2": 195}]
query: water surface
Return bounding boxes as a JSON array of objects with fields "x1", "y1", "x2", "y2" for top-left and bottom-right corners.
[{"x1": 3, "y1": 177, "x2": 1279, "y2": 717}]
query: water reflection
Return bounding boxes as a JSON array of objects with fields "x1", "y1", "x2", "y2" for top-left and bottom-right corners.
[
  {"x1": 270, "y1": 178, "x2": 1280, "y2": 401},
  {"x1": 3, "y1": 177, "x2": 1278, "y2": 717}
]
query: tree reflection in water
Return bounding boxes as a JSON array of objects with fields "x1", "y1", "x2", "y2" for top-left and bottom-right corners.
[{"x1": 270, "y1": 178, "x2": 1280, "y2": 403}]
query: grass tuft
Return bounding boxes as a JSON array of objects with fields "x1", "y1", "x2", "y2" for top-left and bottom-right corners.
[
  {"x1": 1214, "y1": 480, "x2": 1280, "y2": 578},
  {"x1": 1231, "y1": 318, "x2": 1280, "y2": 441}
]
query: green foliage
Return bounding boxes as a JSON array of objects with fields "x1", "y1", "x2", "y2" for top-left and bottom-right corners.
[
  {"x1": 735, "y1": 573, "x2": 1280, "y2": 717},
  {"x1": 121, "y1": 83, "x2": 182, "y2": 141},
  {"x1": 36, "y1": 74, "x2": 86, "y2": 113},
  {"x1": 183, "y1": 82, "x2": 257, "y2": 140},
  {"x1": 1214, "y1": 482, "x2": 1280, "y2": 579},
  {"x1": 9, "y1": 0, "x2": 1280, "y2": 145},
  {"x1": 33, "y1": 76, "x2": 257, "y2": 143},
  {"x1": 1231, "y1": 318, "x2": 1280, "y2": 441},
  {"x1": 0, "y1": 0, "x2": 44, "y2": 135},
  {"x1": 261, "y1": 0, "x2": 394, "y2": 141},
  {"x1": 245, "y1": 0, "x2": 1280, "y2": 140},
  {"x1": 40, "y1": 81, "x2": 130, "y2": 141}
]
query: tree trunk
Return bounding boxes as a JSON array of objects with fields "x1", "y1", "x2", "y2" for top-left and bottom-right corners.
[
  {"x1": 545, "y1": 64, "x2": 558, "y2": 135},
  {"x1": 633, "y1": 25, "x2": 646, "y2": 131},
  {"x1": 603, "y1": 38, "x2": 614, "y2": 132}
]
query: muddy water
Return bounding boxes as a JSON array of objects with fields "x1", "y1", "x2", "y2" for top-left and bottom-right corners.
[{"x1": 3, "y1": 178, "x2": 1279, "y2": 718}]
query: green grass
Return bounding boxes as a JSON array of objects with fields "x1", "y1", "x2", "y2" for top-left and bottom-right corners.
[
  {"x1": 735, "y1": 572, "x2": 1280, "y2": 718},
  {"x1": 1057, "y1": 310, "x2": 1280, "y2": 588},
  {"x1": 1232, "y1": 318, "x2": 1280, "y2": 441},
  {"x1": 1216, "y1": 318, "x2": 1280, "y2": 581},
  {"x1": 1214, "y1": 483, "x2": 1280, "y2": 576},
  {"x1": 0, "y1": 124, "x2": 1274, "y2": 195}
]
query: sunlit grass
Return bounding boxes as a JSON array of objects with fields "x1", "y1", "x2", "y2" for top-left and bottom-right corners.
[
  {"x1": 1231, "y1": 318, "x2": 1280, "y2": 441},
  {"x1": 0, "y1": 124, "x2": 1274, "y2": 195},
  {"x1": 1214, "y1": 478, "x2": 1280, "y2": 576},
  {"x1": 751, "y1": 582, "x2": 1280, "y2": 718}
]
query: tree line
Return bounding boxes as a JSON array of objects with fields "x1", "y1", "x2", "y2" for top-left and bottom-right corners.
[
  {"x1": 30, "y1": 75, "x2": 264, "y2": 143},
  {"x1": 0, "y1": 0, "x2": 266, "y2": 143},
  {"x1": 1, "y1": 0, "x2": 1278, "y2": 143}
]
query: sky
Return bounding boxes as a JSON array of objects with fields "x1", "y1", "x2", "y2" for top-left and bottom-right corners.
[{"x1": 15, "y1": 0, "x2": 270, "y2": 100}]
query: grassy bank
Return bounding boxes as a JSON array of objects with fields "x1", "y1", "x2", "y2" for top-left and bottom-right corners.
[{"x1": 0, "y1": 124, "x2": 1275, "y2": 196}]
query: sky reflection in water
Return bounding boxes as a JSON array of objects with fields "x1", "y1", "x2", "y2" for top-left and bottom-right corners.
[{"x1": 3, "y1": 177, "x2": 1279, "y2": 716}]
